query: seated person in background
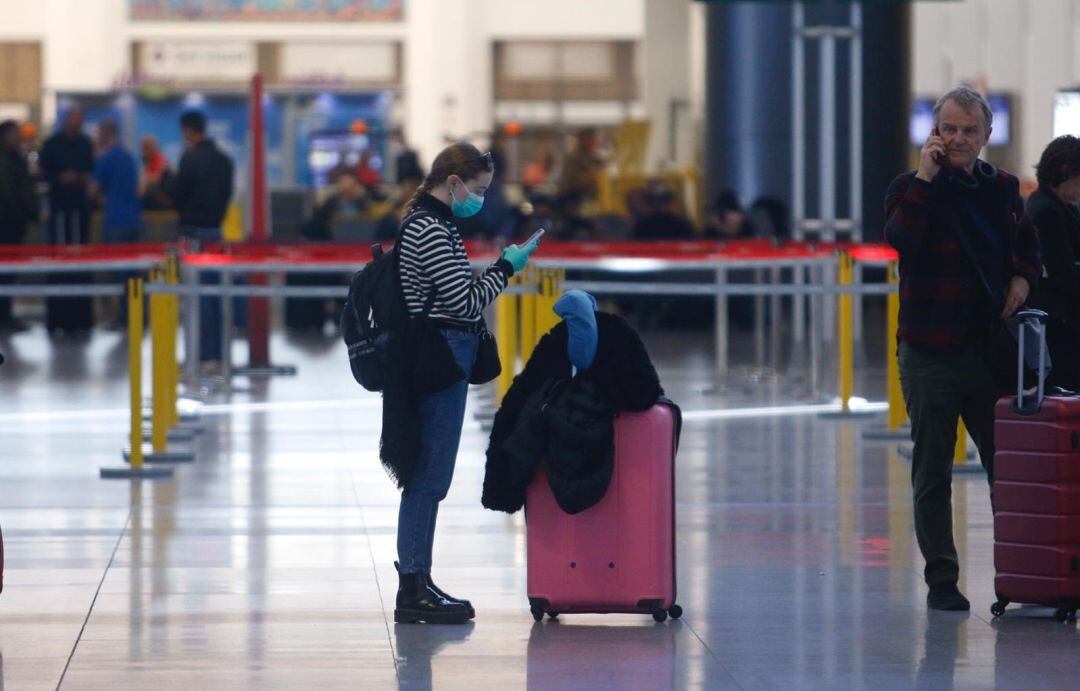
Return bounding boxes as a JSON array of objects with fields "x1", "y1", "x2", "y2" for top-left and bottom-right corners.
[
  {"x1": 519, "y1": 193, "x2": 561, "y2": 242},
  {"x1": 375, "y1": 178, "x2": 420, "y2": 242},
  {"x1": 631, "y1": 180, "x2": 696, "y2": 241},
  {"x1": 300, "y1": 172, "x2": 368, "y2": 241},
  {"x1": 353, "y1": 149, "x2": 382, "y2": 194},
  {"x1": 1027, "y1": 135, "x2": 1080, "y2": 389},
  {"x1": 704, "y1": 189, "x2": 755, "y2": 239},
  {"x1": 747, "y1": 196, "x2": 791, "y2": 241},
  {"x1": 522, "y1": 147, "x2": 556, "y2": 191},
  {"x1": 287, "y1": 173, "x2": 367, "y2": 331}
]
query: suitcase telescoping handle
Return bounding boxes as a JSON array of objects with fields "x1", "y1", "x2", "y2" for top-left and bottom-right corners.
[{"x1": 1013, "y1": 308, "x2": 1048, "y2": 413}]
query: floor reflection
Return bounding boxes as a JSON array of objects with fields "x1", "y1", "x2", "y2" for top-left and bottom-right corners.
[{"x1": 394, "y1": 622, "x2": 474, "y2": 690}]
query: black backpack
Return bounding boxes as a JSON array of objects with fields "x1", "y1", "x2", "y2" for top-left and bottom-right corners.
[{"x1": 341, "y1": 211, "x2": 432, "y2": 391}]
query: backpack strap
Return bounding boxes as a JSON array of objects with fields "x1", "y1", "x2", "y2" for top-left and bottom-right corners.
[{"x1": 397, "y1": 209, "x2": 441, "y2": 317}]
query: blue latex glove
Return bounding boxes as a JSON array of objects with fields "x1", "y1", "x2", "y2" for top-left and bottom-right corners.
[
  {"x1": 553, "y1": 290, "x2": 598, "y2": 372},
  {"x1": 501, "y1": 240, "x2": 539, "y2": 274}
]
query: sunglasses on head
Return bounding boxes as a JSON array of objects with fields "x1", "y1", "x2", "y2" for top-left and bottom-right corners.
[{"x1": 469, "y1": 151, "x2": 494, "y2": 165}]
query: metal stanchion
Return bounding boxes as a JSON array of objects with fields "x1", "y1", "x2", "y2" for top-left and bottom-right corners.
[
  {"x1": 183, "y1": 261, "x2": 201, "y2": 387},
  {"x1": 714, "y1": 265, "x2": 728, "y2": 379},
  {"x1": 102, "y1": 278, "x2": 172, "y2": 479},
  {"x1": 753, "y1": 267, "x2": 766, "y2": 369},
  {"x1": 769, "y1": 265, "x2": 782, "y2": 370}
]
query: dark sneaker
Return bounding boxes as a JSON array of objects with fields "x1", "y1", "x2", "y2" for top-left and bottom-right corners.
[{"x1": 927, "y1": 584, "x2": 971, "y2": 611}]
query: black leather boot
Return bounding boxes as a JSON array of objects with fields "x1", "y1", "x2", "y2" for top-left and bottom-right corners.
[
  {"x1": 423, "y1": 573, "x2": 474, "y2": 616},
  {"x1": 394, "y1": 562, "x2": 472, "y2": 624}
]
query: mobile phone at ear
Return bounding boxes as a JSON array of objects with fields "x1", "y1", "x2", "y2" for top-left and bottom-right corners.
[
  {"x1": 930, "y1": 127, "x2": 947, "y2": 166},
  {"x1": 525, "y1": 228, "x2": 546, "y2": 246}
]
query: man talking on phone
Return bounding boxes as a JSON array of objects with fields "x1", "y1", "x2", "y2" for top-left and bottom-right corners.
[{"x1": 884, "y1": 85, "x2": 1041, "y2": 611}]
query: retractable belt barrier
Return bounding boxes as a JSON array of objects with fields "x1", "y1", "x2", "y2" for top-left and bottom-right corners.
[{"x1": 0, "y1": 240, "x2": 933, "y2": 472}]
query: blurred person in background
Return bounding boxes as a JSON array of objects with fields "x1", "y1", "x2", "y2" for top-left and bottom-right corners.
[
  {"x1": 747, "y1": 196, "x2": 792, "y2": 242},
  {"x1": 705, "y1": 189, "x2": 755, "y2": 239},
  {"x1": 354, "y1": 148, "x2": 382, "y2": 193},
  {"x1": 40, "y1": 108, "x2": 93, "y2": 245},
  {"x1": 92, "y1": 119, "x2": 142, "y2": 328},
  {"x1": 392, "y1": 133, "x2": 424, "y2": 186},
  {"x1": 376, "y1": 177, "x2": 421, "y2": 241},
  {"x1": 522, "y1": 147, "x2": 556, "y2": 191},
  {"x1": 1027, "y1": 135, "x2": 1080, "y2": 389},
  {"x1": 559, "y1": 127, "x2": 604, "y2": 204},
  {"x1": 557, "y1": 128, "x2": 606, "y2": 237},
  {"x1": 300, "y1": 171, "x2": 367, "y2": 241},
  {"x1": 285, "y1": 172, "x2": 367, "y2": 332},
  {"x1": 92, "y1": 119, "x2": 141, "y2": 245},
  {"x1": 0, "y1": 120, "x2": 39, "y2": 331},
  {"x1": 167, "y1": 110, "x2": 234, "y2": 369},
  {"x1": 139, "y1": 135, "x2": 172, "y2": 210},
  {"x1": 40, "y1": 108, "x2": 95, "y2": 335},
  {"x1": 631, "y1": 180, "x2": 695, "y2": 241}
]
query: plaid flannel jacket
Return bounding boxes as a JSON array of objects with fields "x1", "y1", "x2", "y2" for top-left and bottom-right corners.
[{"x1": 884, "y1": 166, "x2": 1041, "y2": 353}]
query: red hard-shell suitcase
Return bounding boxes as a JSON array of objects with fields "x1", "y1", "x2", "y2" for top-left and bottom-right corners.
[
  {"x1": 525, "y1": 399, "x2": 682, "y2": 622},
  {"x1": 992, "y1": 310, "x2": 1080, "y2": 622}
]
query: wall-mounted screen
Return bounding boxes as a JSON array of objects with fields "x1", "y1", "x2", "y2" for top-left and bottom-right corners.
[
  {"x1": 910, "y1": 92, "x2": 1011, "y2": 147},
  {"x1": 1054, "y1": 90, "x2": 1080, "y2": 138}
]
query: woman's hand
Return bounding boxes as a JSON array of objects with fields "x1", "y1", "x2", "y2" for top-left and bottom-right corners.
[{"x1": 501, "y1": 240, "x2": 539, "y2": 274}]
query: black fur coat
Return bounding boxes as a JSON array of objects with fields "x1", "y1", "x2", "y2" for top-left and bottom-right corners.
[{"x1": 481, "y1": 312, "x2": 662, "y2": 514}]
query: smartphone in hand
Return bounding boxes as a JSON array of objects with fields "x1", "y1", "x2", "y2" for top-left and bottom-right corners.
[{"x1": 525, "y1": 228, "x2": 546, "y2": 247}]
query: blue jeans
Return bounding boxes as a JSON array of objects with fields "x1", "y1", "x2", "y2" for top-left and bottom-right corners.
[
  {"x1": 397, "y1": 329, "x2": 478, "y2": 574},
  {"x1": 189, "y1": 227, "x2": 222, "y2": 363}
]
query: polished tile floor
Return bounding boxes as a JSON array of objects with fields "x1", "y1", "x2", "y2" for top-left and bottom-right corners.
[{"x1": 1, "y1": 322, "x2": 1078, "y2": 690}]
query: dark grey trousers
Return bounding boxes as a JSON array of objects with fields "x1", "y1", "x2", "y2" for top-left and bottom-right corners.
[{"x1": 898, "y1": 341, "x2": 998, "y2": 587}]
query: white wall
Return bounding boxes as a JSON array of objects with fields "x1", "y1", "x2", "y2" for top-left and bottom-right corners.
[
  {"x1": 642, "y1": 0, "x2": 691, "y2": 171},
  {"x1": 913, "y1": 0, "x2": 1080, "y2": 180},
  {"x1": 0, "y1": 0, "x2": 646, "y2": 165}
]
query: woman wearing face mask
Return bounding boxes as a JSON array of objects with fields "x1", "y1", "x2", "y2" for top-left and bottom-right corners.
[{"x1": 390, "y1": 143, "x2": 538, "y2": 624}]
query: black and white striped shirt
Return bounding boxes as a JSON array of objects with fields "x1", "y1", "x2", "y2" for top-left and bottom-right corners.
[{"x1": 398, "y1": 195, "x2": 513, "y2": 328}]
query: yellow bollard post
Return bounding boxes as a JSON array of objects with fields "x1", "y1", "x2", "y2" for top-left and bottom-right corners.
[
  {"x1": 150, "y1": 268, "x2": 169, "y2": 454},
  {"x1": 535, "y1": 269, "x2": 565, "y2": 337},
  {"x1": 886, "y1": 260, "x2": 907, "y2": 430},
  {"x1": 496, "y1": 276, "x2": 519, "y2": 402},
  {"x1": 838, "y1": 251, "x2": 855, "y2": 413},
  {"x1": 954, "y1": 420, "x2": 968, "y2": 464},
  {"x1": 520, "y1": 266, "x2": 537, "y2": 363},
  {"x1": 534, "y1": 271, "x2": 548, "y2": 344},
  {"x1": 129, "y1": 278, "x2": 145, "y2": 471}
]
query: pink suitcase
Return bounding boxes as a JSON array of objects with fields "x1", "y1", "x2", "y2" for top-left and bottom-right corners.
[
  {"x1": 992, "y1": 309, "x2": 1080, "y2": 622},
  {"x1": 525, "y1": 399, "x2": 682, "y2": 622}
]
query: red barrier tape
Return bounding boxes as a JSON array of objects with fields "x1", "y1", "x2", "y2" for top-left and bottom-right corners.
[{"x1": 0, "y1": 240, "x2": 898, "y2": 266}]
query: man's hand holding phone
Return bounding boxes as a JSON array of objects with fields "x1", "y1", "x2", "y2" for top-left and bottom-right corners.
[{"x1": 917, "y1": 127, "x2": 947, "y2": 183}]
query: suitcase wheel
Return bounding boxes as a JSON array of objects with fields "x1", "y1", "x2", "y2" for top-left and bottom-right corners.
[
  {"x1": 990, "y1": 600, "x2": 1007, "y2": 618},
  {"x1": 651, "y1": 607, "x2": 668, "y2": 623},
  {"x1": 547, "y1": 612, "x2": 559, "y2": 620},
  {"x1": 1054, "y1": 607, "x2": 1075, "y2": 623},
  {"x1": 668, "y1": 604, "x2": 683, "y2": 620},
  {"x1": 531, "y1": 604, "x2": 544, "y2": 622}
]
